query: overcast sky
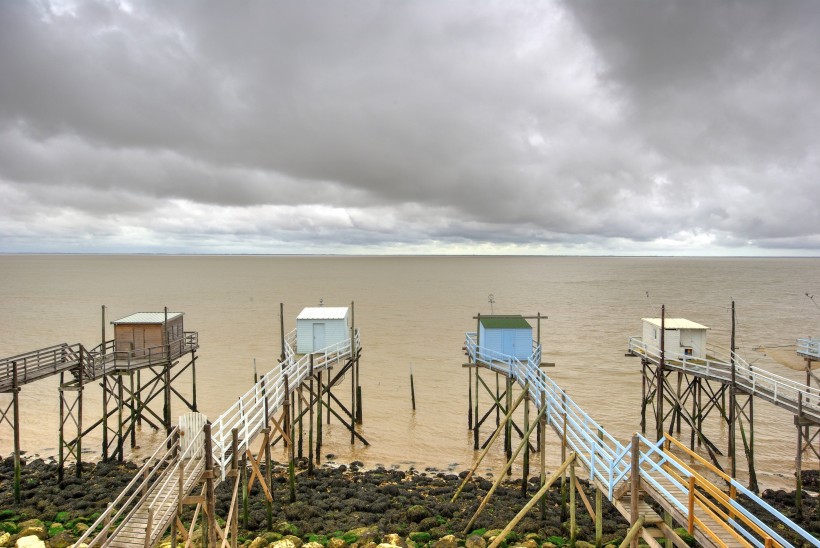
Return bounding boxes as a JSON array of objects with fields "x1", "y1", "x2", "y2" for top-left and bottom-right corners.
[{"x1": 1, "y1": 1, "x2": 818, "y2": 255}]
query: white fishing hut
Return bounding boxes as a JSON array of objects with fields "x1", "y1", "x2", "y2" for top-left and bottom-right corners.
[
  {"x1": 479, "y1": 315, "x2": 533, "y2": 360},
  {"x1": 112, "y1": 312, "x2": 184, "y2": 357},
  {"x1": 297, "y1": 306, "x2": 350, "y2": 353},
  {"x1": 641, "y1": 318, "x2": 708, "y2": 358}
]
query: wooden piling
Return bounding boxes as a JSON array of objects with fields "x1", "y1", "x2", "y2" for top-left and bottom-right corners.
[
  {"x1": 569, "y1": 457, "x2": 577, "y2": 546},
  {"x1": 485, "y1": 454, "x2": 575, "y2": 548},
  {"x1": 561, "y1": 392, "x2": 568, "y2": 521},
  {"x1": 410, "y1": 368, "x2": 416, "y2": 410},
  {"x1": 468, "y1": 363, "x2": 473, "y2": 429},
  {"x1": 284, "y1": 374, "x2": 296, "y2": 502},
  {"x1": 204, "y1": 422, "x2": 216, "y2": 548},
  {"x1": 796, "y1": 393, "x2": 803, "y2": 516},
  {"x1": 522, "y1": 388, "x2": 530, "y2": 496},
  {"x1": 316, "y1": 370, "x2": 323, "y2": 464},
  {"x1": 12, "y1": 362, "x2": 20, "y2": 502},
  {"x1": 630, "y1": 434, "x2": 640, "y2": 548},
  {"x1": 657, "y1": 305, "x2": 665, "y2": 443},
  {"x1": 539, "y1": 391, "x2": 547, "y2": 520},
  {"x1": 309, "y1": 355, "x2": 315, "y2": 475}
]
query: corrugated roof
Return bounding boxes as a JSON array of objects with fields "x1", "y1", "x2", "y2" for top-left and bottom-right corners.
[
  {"x1": 297, "y1": 307, "x2": 349, "y2": 320},
  {"x1": 480, "y1": 316, "x2": 532, "y2": 329},
  {"x1": 112, "y1": 312, "x2": 184, "y2": 325},
  {"x1": 642, "y1": 318, "x2": 709, "y2": 330}
]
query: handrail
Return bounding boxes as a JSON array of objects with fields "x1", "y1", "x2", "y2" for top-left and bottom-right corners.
[
  {"x1": 797, "y1": 337, "x2": 819, "y2": 359},
  {"x1": 627, "y1": 337, "x2": 820, "y2": 421},
  {"x1": 73, "y1": 428, "x2": 180, "y2": 548},
  {"x1": 468, "y1": 333, "x2": 820, "y2": 548}
]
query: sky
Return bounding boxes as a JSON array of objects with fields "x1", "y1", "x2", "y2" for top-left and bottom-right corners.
[{"x1": 0, "y1": 1, "x2": 818, "y2": 256}]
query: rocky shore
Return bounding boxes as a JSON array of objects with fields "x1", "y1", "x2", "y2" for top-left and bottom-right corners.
[{"x1": 0, "y1": 456, "x2": 817, "y2": 548}]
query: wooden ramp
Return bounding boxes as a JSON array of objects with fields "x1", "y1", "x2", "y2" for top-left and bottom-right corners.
[
  {"x1": 76, "y1": 329, "x2": 361, "y2": 548},
  {"x1": 465, "y1": 332, "x2": 819, "y2": 548},
  {"x1": 107, "y1": 457, "x2": 204, "y2": 548}
]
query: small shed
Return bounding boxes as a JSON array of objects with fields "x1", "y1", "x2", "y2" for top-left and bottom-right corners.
[
  {"x1": 112, "y1": 312, "x2": 184, "y2": 357},
  {"x1": 296, "y1": 307, "x2": 350, "y2": 353},
  {"x1": 479, "y1": 316, "x2": 533, "y2": 360},
  {"x1": 642, "y1": 318, "x2": 708, "y2": 358}
]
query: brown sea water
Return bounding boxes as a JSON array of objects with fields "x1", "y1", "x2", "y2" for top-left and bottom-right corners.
[{"x1": 1, "y1": 255, "x2": 818, "y2": 490}]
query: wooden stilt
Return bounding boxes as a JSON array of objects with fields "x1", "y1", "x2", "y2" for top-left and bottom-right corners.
[
  {"x1": 522, "y1": 388, "x2": 530, "y2": 496},
  {"x1": 569, "y1": 457, "x2": 577, "y2": 545},
  {"x1": 308, "y1": 355, "x2": 315, "y2": 475},
  {"x1": 316, "y1": 370, "x2": 323, "y2": 464},
  {"x1": 485, "y1": 455, "x2": 575, "y2": 548},
  {"x1": 12, "y1": 362, "x2": 21, "y2": 502},
  {"x1": 539, "y1": 391, "x2": 547, "y2": 520},
  {"x1": 468, "y1": 363, "x2": 473, "y2": 429},
  {"x1": 630, "y1": 434, "x2": 640, "y2": 548},
  {"x1": 204, "y1": 423, "x2": 216, "y2": 548}
]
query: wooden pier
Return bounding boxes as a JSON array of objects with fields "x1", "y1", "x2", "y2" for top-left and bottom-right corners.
[
  {"x1": 462, "y1": 311, "x2": 819, "y2": 548},
  {"x1": 0, "y1": 307, "x2": 199, "y2": 498},
  {"x1": 627, "y1": 304, "x2": 820, "y2": 511},
  {"x1": 72, "y1": 302, "x2": 365, "y2": 548}
]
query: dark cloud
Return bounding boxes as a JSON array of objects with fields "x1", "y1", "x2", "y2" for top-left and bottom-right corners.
[{"x1": 0, "y1": 0, "x2": 818, "y2": 254}]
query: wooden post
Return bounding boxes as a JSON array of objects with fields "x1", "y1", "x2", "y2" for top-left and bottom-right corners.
[
  {"x1": 279, "y1": 302, "x2": 286, "y2": 364},
  {"x1": 261, "y1": 377, "x2": 273, "y2": 530},
  {"x1": 596, "y1": 429, "x2": 603, "y2": 548},
  {"x1": 569, "y1": 457, "x2": 577, "y2": 546},
  {"x1": 12, "y1": 362, "x2": 21, "y2": 502},
  {"x1": 101, "y1": 305, "x2": 109, "y2": 460},
  {"x1": 468, "y1": 361, "x2": 473, "y2": 429},
  {"x1": 164, "y1": 307, "x2": 172, "y2": 436},
  {"x1": 316, "y1": 370, "x2": 323, "y2": 464},
  {"x1": 191, "y1": 349, "x2": 198, "y2": 412},
  {"x1": 204, "y1": 422, "x2": 216, "y2": 548},
  {"x1": 473, "y1": 362, "x2": 480, "y2": 450},
  {"x1": 522, "y1": 388, "x2": 530, "y2": 496},
  {"x1": 231, "y1": 429, "x2": 240, "y2": 544},
  {"x1": 129, "y1": 372, "x2": 137, "y2": 448},
  {"x1": 410, "y1": 367, "x2": 416, "y2": 410},
  {"x1": 796, "y1": 393, "x2": 803, "y2": 516},
  {"x1": 561, "y1": 392, "x2": 568, "y2": 521},
  {"x1": 58, "y1": 372, "x2": 65, "y2": 483},
  {"x1": 729, "y1": 300, "x2": 737, "y2": 477},
  {"x1": 658, "y1": 306, "x2": 665, "y2": 443},
  {"x1": 297, "y1": 380, "x2": 304, "y2": 459},
  {"x1": 539, "y1": 390, "x2": 547, "y2": 520},
  {"x1": 505, "y1": 375, "x2": 512, "y2": 474},
  {"x1": 284, "y1": 374, "x2": 296, "y2": 502},
  {"x1": 630, "y1": 434, "x2": 640, "y2": 548},
  {"x1": 77, "y1": 350, "x2": 84, "y2": 477},
  {"x1": 308, "y1": 355, "x2": 315, "y2": 474},
  {"x1": 641, "y1": 363, "x2": 647, "y2": 433}
]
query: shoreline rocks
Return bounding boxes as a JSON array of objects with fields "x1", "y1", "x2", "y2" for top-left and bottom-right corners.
[{"x1": 1, "y1": 456, "x2": 818, "y2": 548}]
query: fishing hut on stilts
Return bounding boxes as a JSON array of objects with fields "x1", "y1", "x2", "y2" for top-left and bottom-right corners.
[
  {"x1": 0, "y1": 307, "x2": 199, "y2": 499},
  {"x1": 628, "y1": 304, "x2": 820, "y2": 512},
  {"x1": 463, "y1": 314, "x2": 547, "y2": 485},
  {"x1": 70, "y1": 301, "x2": 365, "y2": 548}
]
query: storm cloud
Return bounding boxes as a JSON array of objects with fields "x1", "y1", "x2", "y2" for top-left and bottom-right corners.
[{"x1": 1, "y1": 0, "x2": 818, "y2": 254}]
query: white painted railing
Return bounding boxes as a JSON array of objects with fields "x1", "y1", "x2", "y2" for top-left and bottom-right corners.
[
  {"x1": 627, "y1": 337, "x2": 820, "y2": 422},
  {"x1": 797, "y1": 337, "x2": 820, "y2": 360}
]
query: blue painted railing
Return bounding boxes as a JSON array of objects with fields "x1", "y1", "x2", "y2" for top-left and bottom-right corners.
[{"x1": 466, "y1": 333, "x2": 820, "y2": 548}]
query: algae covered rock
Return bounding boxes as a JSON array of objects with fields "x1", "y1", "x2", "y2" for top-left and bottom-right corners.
[
  {"x1": 406, "y1": 506, "x2": 430, "y2": 523},
  {"x1": 465, "y1": 535, "x2": 485, "y2": 548},
  {"x1": 269, "y1": 539, "x2": 297, "y2": 548}
]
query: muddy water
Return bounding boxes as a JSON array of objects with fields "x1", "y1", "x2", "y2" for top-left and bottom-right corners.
[{"x1": 1, "y1": 255, "x2": 818, "y2": 489}]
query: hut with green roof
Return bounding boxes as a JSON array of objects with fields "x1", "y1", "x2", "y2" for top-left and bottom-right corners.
[{"x1": 478, "y1": 315, "x2": 533, "y2": 360}]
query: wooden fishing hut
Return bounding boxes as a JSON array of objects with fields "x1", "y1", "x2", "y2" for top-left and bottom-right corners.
[
  {"x1": 112, "y1": 311, "x2": 185, "y2": 359},
  {"x1": 296, "y1": 306, "x2": 350, "y2": 353}
]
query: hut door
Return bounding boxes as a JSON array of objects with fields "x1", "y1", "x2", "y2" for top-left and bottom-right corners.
[
  {"x1": 502, "y1": 330, "x2": 516, "y2": 357},
  {"x1": 313, "y1": 323, "x2": 326, "y2": 352},
  {"x1": 136, "y1": 327, "x2": 146, "y2": 357}
]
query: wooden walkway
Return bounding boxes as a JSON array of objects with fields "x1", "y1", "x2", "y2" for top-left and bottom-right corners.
[
  {"x1": 75, "y1": 329, "x2": 361, "y2": 548},
  {"x1": 0, "y1": 334, "x2": 199, "y2": 393},
  {"x1": 466, "y1": 333, "x2": 819, "y2": 548},
  {"x1": 627, "y1": 338, "x2": 820, "y2": 424}
]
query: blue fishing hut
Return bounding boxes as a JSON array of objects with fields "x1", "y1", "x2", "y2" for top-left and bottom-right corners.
[
  {"x1": 479, "y1": 315, "x2": 533, "y2": 360},
  {"x1": 296, "y1": 306, "x2": 350, "y2": 353}
]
